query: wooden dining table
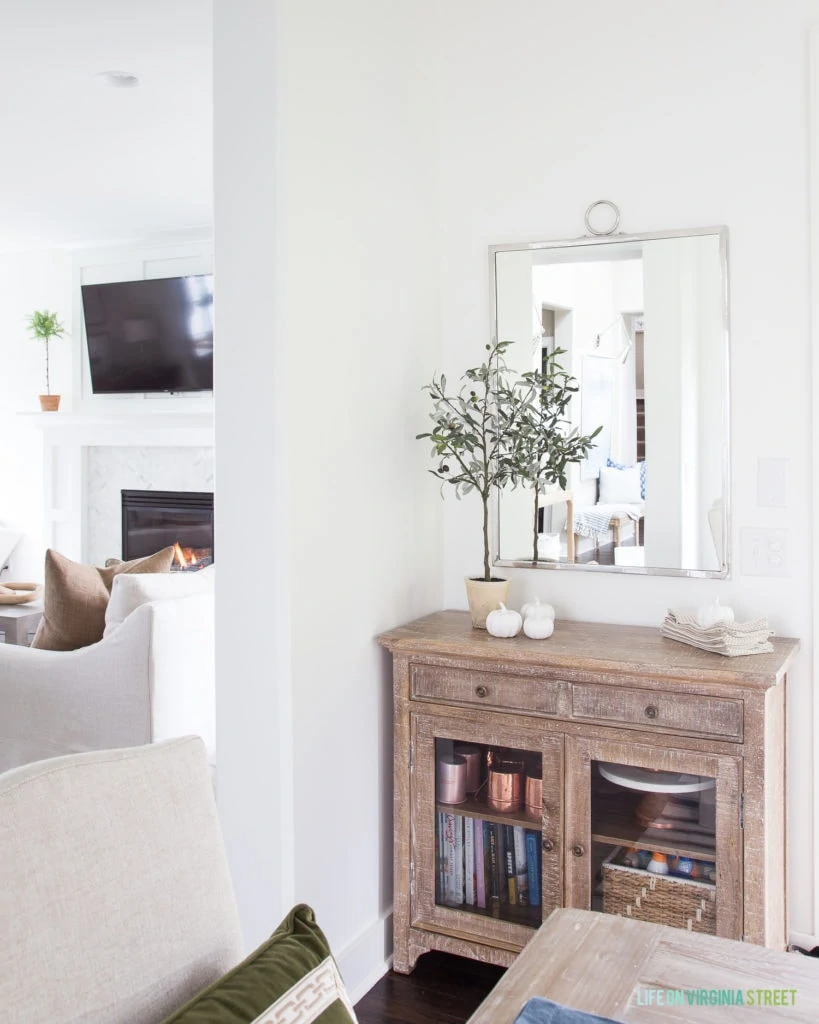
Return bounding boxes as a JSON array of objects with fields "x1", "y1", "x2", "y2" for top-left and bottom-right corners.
[{"x1": 467, "y1": 909, "x2": 819, "y2": 1023}]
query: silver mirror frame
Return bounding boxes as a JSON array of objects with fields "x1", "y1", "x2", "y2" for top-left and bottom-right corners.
[{"x1": 489, "y1": 225, "x2": 731, "y2": 579}]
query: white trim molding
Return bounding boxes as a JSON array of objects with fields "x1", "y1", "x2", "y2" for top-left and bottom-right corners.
[{"x1": 807, "y1": 22, "x2": 819, "y2": 945}]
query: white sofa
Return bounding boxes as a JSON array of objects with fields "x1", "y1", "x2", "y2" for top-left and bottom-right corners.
[{"x1": 0, "y1": 590, "x2": 214, "y2": 774}]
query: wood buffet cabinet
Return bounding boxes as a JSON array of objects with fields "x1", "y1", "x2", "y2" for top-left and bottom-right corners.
[{"x1": 377, "y1": 611, "x2": 798, "y2": 973}]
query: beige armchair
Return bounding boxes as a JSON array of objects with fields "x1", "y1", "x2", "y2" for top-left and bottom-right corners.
[{"x1": 0, "y1": 737, "x2": 243, "y2": 1024}]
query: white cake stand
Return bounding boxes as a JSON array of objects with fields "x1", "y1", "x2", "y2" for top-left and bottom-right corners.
[
  {"x1": 598, "y1": 763, "x2": 715, "y2": 794},
  {"x1": 597, "y1": 763, "x2": 715, "y2": 830}
]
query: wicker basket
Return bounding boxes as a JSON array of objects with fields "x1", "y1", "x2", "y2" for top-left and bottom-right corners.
[{"x1": 602, "y1": 861, "x2": 716, "y2": 935}]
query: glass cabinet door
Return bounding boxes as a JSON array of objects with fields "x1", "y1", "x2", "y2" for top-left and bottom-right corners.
[
  {"x1": 411, "y1": 712, "x2": 562, "y2": 948},
  {"x1": 565, "y1": 736, "x2": 742, "y2": 939}
]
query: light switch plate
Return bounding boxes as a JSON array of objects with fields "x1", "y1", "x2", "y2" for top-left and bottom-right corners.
[
  {"x1": 757, "y1": 458, "x2": 788, "y2": 508},
  {"x1": 741, "y1": 527, "x2": 788, "y2": 577}
]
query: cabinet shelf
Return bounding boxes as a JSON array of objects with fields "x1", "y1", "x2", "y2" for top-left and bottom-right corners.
[
  {"x1": 436, "y1": 794, "x2": 541, "y2": 829},
  {"x1": 439, "y1": 899, "x2": 541, "y2": 930},
  {"x1": 591, "y1": 792, "x2": 716, "y2": 861}
]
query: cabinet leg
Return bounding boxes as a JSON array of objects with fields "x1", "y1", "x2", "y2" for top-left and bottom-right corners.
[{"x1": 392, "y1": 942, "x2": 423, "y2": 975}]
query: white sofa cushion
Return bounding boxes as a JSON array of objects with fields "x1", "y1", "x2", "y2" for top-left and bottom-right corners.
[{"x1": 104, "y1": 566, "x2": 214, "y2": 637}]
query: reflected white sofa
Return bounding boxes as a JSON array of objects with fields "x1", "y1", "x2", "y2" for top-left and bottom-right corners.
[{"x1": 0, "y1": 589, "x2": 214, "y2": 774}]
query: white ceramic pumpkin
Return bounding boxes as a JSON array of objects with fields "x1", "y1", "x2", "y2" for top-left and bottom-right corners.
[
  {"x1": 485, "y1": 602, "x2": 522, "y2": 638},
  {"x1": 523, "y1": 616, "x2": 554, "y2": 640},
  {"x1": 520, "y1": 596, "x2": 555, "y2": 622},
  {"x1": 695, "y1": 598, "x2": 735, "y2": 629}
]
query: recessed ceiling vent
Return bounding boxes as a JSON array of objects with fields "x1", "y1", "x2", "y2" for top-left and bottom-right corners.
[{"x1": 95, "y1": 70, "x2": 140, "y2": 89}]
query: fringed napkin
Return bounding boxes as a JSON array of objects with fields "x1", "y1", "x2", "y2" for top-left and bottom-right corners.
[{"x1": 662, "y1": 609, "x2": 774, "y2": 657}]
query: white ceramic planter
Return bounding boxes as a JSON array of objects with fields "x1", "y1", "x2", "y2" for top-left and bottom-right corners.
[{"x1": 464, "y1": 577, "x2": 511, "y2": 629}]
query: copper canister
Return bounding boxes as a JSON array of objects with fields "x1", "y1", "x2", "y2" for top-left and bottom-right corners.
[
  {"x1": 453, "y1": 743, "x2": 482, "y2": 794},
  {"x1": 487, "y1": 760, "x2": 524, "y2": 812},
  {"x1": 525, "y1": 774, "x2": 543, "y2": 819},
  {"x1": 437, "y1": 754, "x2": 467, "y2": 805}
]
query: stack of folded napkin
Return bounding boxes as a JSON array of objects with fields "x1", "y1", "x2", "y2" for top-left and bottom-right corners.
[{"x1": 662, "y1": 609, "x2": 774, "y2": 657}]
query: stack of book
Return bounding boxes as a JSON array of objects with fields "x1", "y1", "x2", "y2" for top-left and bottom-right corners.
[{"x1": 437, "y1": 812, "x2": 541, "y2": 911}]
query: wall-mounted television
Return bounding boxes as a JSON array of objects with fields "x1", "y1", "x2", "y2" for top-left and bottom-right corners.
[{"x1": 81, "y1": 274, "x2": 214, "y2": 394}]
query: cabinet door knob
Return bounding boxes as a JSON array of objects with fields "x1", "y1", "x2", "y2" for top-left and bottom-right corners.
[
  {"x1": 475, "y1": 685, "x2": 489, "y2": 698},
  {"x1": 571, "y1": 844, "x2": 585, "y2": 858},
  {"x1": 644, "y1": 704, "x2": 659, "y2": 719},
  {"x1": 541, "y1": 837, "x2": 554, "y2": 853}
]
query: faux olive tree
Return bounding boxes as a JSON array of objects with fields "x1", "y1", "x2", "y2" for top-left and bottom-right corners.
[
  {"x1": 417, "y1": 340, "x2": 526, "y2": 582},
  {"x1": 508, "y1": 347, "x2": 601, "y2": 563}
]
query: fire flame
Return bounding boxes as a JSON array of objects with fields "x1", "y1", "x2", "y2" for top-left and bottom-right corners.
[
  {"x1": 173, "y1": 542, "x2": 193, "y2": 568},
  {"x1": 173, "y1": 542, "x2": 211, "y2": 570}
]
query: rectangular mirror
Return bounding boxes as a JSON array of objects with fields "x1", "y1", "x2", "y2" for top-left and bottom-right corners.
[{"x1": 491, "y1": 227, "x2": 730, "y2": 577}]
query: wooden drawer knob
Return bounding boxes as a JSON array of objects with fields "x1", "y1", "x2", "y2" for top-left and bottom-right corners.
[
  {"x1": 475, "y1": 685, "x2": 489, "y2": 699},
  {"x1": 644, "y1": 704, "x2": 659, "y2": 719},
  {"x1": 571, "y1": 844, "x2": 585, "y2": 858},
  {"x1": 541, "y1": 837, "x2": 554, "y2": 853}
]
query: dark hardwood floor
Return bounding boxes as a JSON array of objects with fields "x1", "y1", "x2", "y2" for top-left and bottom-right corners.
[{"x1": 354, "y1": 952, "x2": 505, "y2": 1024}]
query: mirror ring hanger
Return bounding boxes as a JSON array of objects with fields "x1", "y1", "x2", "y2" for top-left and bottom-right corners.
[{"x1": 584, "y1": 199, "x2": 621, "y2": 236}]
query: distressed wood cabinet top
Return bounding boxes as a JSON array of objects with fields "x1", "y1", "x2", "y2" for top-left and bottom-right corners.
[{"x1": 377, "y1": 610, "x2": 799, "y2": 690}]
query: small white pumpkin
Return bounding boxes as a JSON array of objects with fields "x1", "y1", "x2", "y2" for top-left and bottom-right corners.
[
  {"x1": 520, "y1": 596, "x2": 555, "y2": 622},
  {"x1": 523, "y1": 616, "x2": 555, "y2": 640},
  {"x1": 695, "y1": 598, "x2": 735, "y2": 630},
  {"x1": 485, "y1": 602, "x2": 522, "y2": 638}
]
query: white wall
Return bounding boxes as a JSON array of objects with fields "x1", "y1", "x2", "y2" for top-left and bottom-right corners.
[
  {"x1": 437, "y1": 0, "x2": 817, "y2": 938},
  {"x1": 695, "y1": 240, "x2": 727, "y2": 569},
  {"x1": 214, "y1": 0, "x2": 442, "y2": 998},
  {"x1": 642, "y1": 240, "x2": 685, "y2": 567},
  {"x1": 0, "y1": 249, "x2": 72, "y2": 580},
  {"x1": 213, "y1": 0, "x2": 819, "y2": 988}
]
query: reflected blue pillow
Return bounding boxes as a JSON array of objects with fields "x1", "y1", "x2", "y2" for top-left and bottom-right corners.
[{"x1": 607, "y1": 457, "x2": 645, "y2": 499}]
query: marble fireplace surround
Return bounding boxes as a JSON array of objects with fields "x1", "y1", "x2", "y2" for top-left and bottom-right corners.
[{"x1": 25, "y1": 412, "x2": 214, "y2": 567}]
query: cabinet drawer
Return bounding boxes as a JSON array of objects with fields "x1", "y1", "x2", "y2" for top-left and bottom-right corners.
[
  {"x1": 411, "y1": 664, "x2": 560, "y2": 715},
  {"x1": 571, "y1": 683, "x2": 743, "y2": 740}
]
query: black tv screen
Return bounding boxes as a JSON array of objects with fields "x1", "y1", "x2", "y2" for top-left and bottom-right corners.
[{"x1": 81, "y1": 274, "x2": 214, "y2": 394}]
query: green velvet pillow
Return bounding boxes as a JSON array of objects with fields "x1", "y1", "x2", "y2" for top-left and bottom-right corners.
[{"x1": 161, "y1": 905, "x2": 357, "y2": 1024}]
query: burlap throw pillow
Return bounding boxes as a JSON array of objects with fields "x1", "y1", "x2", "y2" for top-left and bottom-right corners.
[{"x1": 31, "y1": 547, "x2": 175, "y2": 651}]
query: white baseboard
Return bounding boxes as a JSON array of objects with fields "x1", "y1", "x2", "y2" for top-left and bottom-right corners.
[
  {"x1": 335, "y1": 910, "x2": 393, "y2": 1006},
  {"x1": 789, "y1": 929, "x2": 818, "y2": 951}
]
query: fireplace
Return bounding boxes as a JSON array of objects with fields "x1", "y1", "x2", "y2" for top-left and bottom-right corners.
[{"x1": 121, "y1": 490, "x2": 213, "y2": 570}]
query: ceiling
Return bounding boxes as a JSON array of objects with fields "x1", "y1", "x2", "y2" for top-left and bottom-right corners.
[{"x1": 0, "y1": 1, "x2": 212, "y2": 251}]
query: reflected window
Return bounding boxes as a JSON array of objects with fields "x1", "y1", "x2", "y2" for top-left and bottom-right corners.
[{"x1": 185, "y1": 273, "x2": 214, "y2": 353}]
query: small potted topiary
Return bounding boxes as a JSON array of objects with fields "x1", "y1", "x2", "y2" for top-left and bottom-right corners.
[
  {"x1": 26, "y1": 310, "x2": 66, "y2": 411},
  {"x1": 417, "y1": 340, "x2": 527, "y2": 628}
]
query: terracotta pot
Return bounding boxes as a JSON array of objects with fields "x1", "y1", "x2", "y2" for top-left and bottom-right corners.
[
  {"x1": 39, "y1": 395, "x2": 60, "y2": 412},
  {"x1": 464, "y1": 576, "x2": 510, "y2": 629}
]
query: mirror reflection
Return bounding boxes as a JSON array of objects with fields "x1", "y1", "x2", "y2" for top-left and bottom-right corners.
[{"x1": 492, "y1": 229, "x2": 729, "y2": 576}]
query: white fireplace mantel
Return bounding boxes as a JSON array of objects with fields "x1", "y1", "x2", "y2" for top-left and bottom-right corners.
[
  {"x1": 19, "y1": 411, "x2": 213, "y2": 448},
  {"x1": 19, "y1": 412, "x2": 214, "y2": 563}
]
